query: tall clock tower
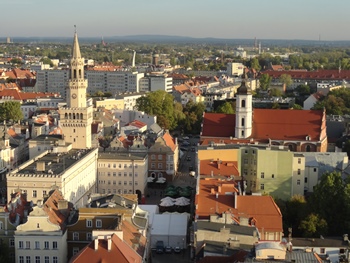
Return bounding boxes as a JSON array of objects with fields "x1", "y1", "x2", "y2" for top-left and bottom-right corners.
[{"x1": 59, "y1": 30, "x2": 93, "y2": 149}]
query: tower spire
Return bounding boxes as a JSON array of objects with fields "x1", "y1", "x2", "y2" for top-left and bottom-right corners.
[{"x1": 72, "y1": 26, "x2": 81, "y2": 59}]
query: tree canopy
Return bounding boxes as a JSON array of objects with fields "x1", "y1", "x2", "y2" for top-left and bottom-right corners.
[
  {"x1": 279, "y1": 74, "x2": 292, "y2": 88},
  {"x1": 215, "y1": 101, "x2": 235, "y2": 114},
  {"x1": 259, "y1": 73, "x2": 272, "y2": 91},
  {"x1": 312, "y1": 88, "x2": 350, "y2": 115},
  {"x1": 136, "y1": 90, "x2": 177, "y2": 130},
  {"x1": 0, "y1": 101, "x2": 23, "y2": 122}
]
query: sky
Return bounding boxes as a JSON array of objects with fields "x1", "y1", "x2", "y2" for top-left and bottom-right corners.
[{"x1": 2, "y1": 0, "x2": 350, "y2": 41}]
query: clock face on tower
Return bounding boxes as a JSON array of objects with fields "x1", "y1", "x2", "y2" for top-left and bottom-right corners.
[{"x1": 71, "y1": 93, "x2": 77, "y2": 99}]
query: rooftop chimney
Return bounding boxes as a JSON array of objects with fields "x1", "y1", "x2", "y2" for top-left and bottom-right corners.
[
  {"x1": 107, "y1": 237, "x2": 112, "y2": 252},
  {"x1": 217, "y1": 158, "x2": 220, "y2": 169},
  {"x1": 94, "y1": 239, "x2": 99, "y2": 251}
]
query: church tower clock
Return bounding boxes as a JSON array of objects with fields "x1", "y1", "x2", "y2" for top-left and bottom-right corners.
[{"x1": 59, "y1": 29, "x2": 93, "y2": 149}]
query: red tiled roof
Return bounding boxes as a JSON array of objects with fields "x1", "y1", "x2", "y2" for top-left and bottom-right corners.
[
  {"x1": 201, "y1": 109, "x2": 325, "y2": 142},
  {"x1": 42, "y1": 189, "x2": 71, "y2": 230},
  {"x1": 125, "y1": 120, "x2": 147, "y2": 129},
  {"x1": 69, "y1": 234, "x2": 142, "y2": 263},
  {"x1": 312, "y1": 92, "x2": 324, "y2": 100},
  {"x1": 195, "y1": 178, "x2": 283, "y2": 233},
  {"x1": 201, "y1": 113, "x2": 236, "y2": 137},
  {"x1": 0, "y1": 89, "x2": 59, "y2": 101},
  {"x1": 162, "y1": 131, "x2": 176, "y2": 151},
  {"x1": 271, "y1": 65, "x2": 284, "y2": 71},
  {"x1": 200, "y1": 159, "x2": 239, "y2": 177},
  {"x1": 252, "y1": 109, "x2": 324, "y2": 141},
  {"x1": 121, "y1": 220, "x2": 147, "y2": 257}
]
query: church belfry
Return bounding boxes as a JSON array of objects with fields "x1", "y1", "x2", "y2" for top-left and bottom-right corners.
[
  {"x1": 59, "y1": 28, "x2": 93, "y2": 149},
  {"x1": 235, "y1": 71, "x2": 252, "y2": 139}
]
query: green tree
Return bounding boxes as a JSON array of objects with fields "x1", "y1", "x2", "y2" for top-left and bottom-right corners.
[
  {"x1": 0, "y1": 101, "x2": 23, "y2": 122},
  {"x1": 284, "y1": 195, "x2": 308, "y2": 237},
  {"x1": 299, "y1": 213, "x2": 328, "y2": 238},
  {"x1": 310, "y1": 171, "x2": 348, "y2": 235},
  {"x1": 279, "y1": 74, "x2": 292, "y2": 88},
  {"x1": 292, "y1": 104, "x2": 303, "y2": 110},
  {"x1": 0, "y1": 241, "x2": 10, "y2": 263},
  {"x1": 295, "y1": 84, "x2": 311, "y2": 96},
  {"x1": 259, "y1": 73, "x2": 272, "y2": 91},
  {"x1": 250, "y1": 57, "x2": 261, "y2": 71},
  {"x1": 40, "y1": 57, "x2": 53, "y2": 67},
  {"x1": 135, "y1": 90, "x2": 177, "y2": 130},
  {"x1": 215, "y1": 101, "x2": 235, "y2": 114},
  {"x1": 269, "y1": 88, "x2": 282, "y2": 97}
]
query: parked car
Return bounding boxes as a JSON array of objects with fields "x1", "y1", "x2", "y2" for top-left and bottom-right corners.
[
  {"x1": 183, "y1": 136, "x2": 189, "y2": 140},
  {"x1": 182, "y1": 141, "x2": 190, "y2": 146},
  {"x1": 165, "y1": 246, "x2": 172, "y2": 253},
  {"x1": 156, "y1": 241, "x2": 164, "y2": 254},
  {"x1": 174, "y1": 246, "x2": 181, "y2": 253}
]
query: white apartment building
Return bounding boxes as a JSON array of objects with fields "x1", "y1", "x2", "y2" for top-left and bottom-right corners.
[
  {"x1": 226, "y1": 63, "x2": 244, "y2": 76},
  {"x1": 97, "y1": 152, "x2": 148, "y2": 196},
  {"x1": 7, "y1": 148, "x2": 98, "y2": 208},
  {"x1": 35, "y1": 69, "x2": 69, "y2": 96},
  {"x1": 115, "y1": 92, "x2": 146, "y2": 111},
  {"x1": 149, "y1": 74, "x2": 173, "y2": 92},
  {"x1": 86, "y1": 70, "x2": 144, "y2": 95},
  {"x1": 35, "y1": 69, "x2": 144, "y2": 97}
]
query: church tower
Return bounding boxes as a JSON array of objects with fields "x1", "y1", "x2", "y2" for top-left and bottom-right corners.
[
  {"x1": 235, "y1": 71, "x2": 252, "y2": 139},
  {"x1": 59, "y1": 29, "x2": 93, "y2": 149}
]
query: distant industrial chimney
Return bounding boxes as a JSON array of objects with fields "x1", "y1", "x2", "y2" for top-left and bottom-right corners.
[{"x1": 132, "y1": 50, "x2": 136, "y2": 67}]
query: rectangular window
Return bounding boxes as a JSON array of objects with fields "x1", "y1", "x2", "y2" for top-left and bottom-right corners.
[
  {"x1": 86, "y1": 233, "x2": 92, "y2": 241},
  {"x1": 118, "y1": 172, "x2": 121, "y2": 177},
  {"x1": 26, "y1": 256, "x2": 31, "y2": 263},
  {"x1": 151, "y1": 163, "x2": 155, "y2": 169},
  {"x1": 158, "y1": 163, "x2": 162, "y2": 169},
  {"x1": 113, "y1": 172, "x2": 116, "y2": 177},
  {"x1": 73, "y1": 247, "x2": 79, "y2": 256},
  {"x1": 44, "y1": 241, "x2": 49, "y2": 249},
  {"x1": 53, "y1": 257, "x2": 58, "y2": 263},
  {"x1": 113, "y1": 181, "x2": 116, "y2": 185},
  {"x1": 305, "y1": 177, "x2": 308, "y2": 183},
  {"x1": 26, "y1": 241, "x2": 30, "y2": 249},
  {"x1": 43, "y1": 190, "x2": 47, "y2": 197},
  {"x1": 297, "y1": 169, "x2": 301, "y2": 175},
  {"x1": 129, "y1": 181, "x2": 132, "y2": 185},
  {"x1": 35, "y1": 256, "x2": 40, "y2": 263},
  {"x1": 129, "y1": 172, "x2": 132, "y2": 177},
  {"x1": 244, "y1": 159, "x2": 248, "y2": 164},
  {"x1": 124, "y1": 181, "x2": 127, "y2": 185},
  {"x1": 260, "y1": 184, "x2": 264, "y2": 190},
  {"x1": 151, "y1": 154, "x2": 155, "y2": 160},
  {"x1": 19, "y1": 241, "x2": 24, "y2": 249},
  {"x1": 44, "y1": 257, "x2": 49, "y2": 263},
  {"x1": 320, "y1": 248, "x2": 325, "y2": 254},
  {"x1": 52, "y1": 241, "x2": 57, "y2": 250},
  {"x1": 35, "y1": 241, "x2": 40, "y2": 249},
  {"x1": 86, "y1": 219, "x2": 92, "y2": 228},
  {"x1": 73, "y1": 232, "x2": 79, "y2": 241},
  {"x1": 297, "y1": 180, "x2": 301, "y2": 185},
  {"x1": 124, "y1": 172, "x2": 127, "y2": 177},
  {"x1": 19, "y1": 256, "x2": 24, "y2": 263},
  {"x1": 261, "y1": 172, "x2": 264, "y2": 179},
  {"x1": 118, "y1": 181, "x2": 122, "y2": 185},
  {"x1": 96, "y1": 219, "x2": 102, "y2": 228},
  {"x1": 10, "y1": 239, "x2": 14, "y2": 247},
  {"x1": 33, "y1": 190, "x2": 37, "y2": 198},
  {"x1": 107, "y1": 172, "x2": 111, "y2": 177},
  {"x1": 272, "y1": 174, "x2": 275, "y2": 179},
  {"x1": 118, "y1": 164, "x2": 121, "y2": 168},
  {"x1": 108, "y1": 180, "x2": 111, "y2": 185},
  {"x1": 158, "y1": 155, "x2": 162, "y2": 160},
  {"x1": 135, "y1": 181, "x2": 138, "y2": 186},
  {"x1": 298, "y1": 158, "x2": 301, "y2": 164},
  {"x1": 313, "y1": 168, "x2": 317, "y2": 172}
]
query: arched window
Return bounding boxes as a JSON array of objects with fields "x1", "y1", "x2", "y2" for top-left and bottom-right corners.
[
  {"x1": 306, "y1": 145, "x2": 311, "y2": 152},
  {"x1": 73, "y1": 113, "x2": 76, "y2": 119},
  {"x1": 65, "y1": 113, "x2": 68, "y2": 119},
  {"x1": 241, "y1": 130, "x2": 244, "y2": 137},
  {"x1": 80, "y1": 113, "x2": 83, "y2": 119},
  {"x1": 79, "y1": 69, "x2": 82, "y2": 78},
  {"x1": 241, "y1": 99, "x2": 246, "y2": 108},
  {"x1": 288, "y1": 144, "x2": 294, "y2": 151},
  {"x1": 73, "y1": 69, "x2": 77, "y2": 79},
  {"x1": 76, "y1": 113, "x2": 79, "y2": 120},
  {"x1": 241, "y1": 117, "x2": 245, "y2": 127},
  {"x1": 69, "y1": 113, "x2": 72, "y2": 119}
]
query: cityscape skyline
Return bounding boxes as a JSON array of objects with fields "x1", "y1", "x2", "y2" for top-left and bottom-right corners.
[{"x1": 2, "y1": 0, "x2": 350, "y2": 41}]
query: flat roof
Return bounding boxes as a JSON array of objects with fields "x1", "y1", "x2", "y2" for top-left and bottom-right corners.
[{"x1": 9, "y1": 148, "x2": 95, "y2": 177}]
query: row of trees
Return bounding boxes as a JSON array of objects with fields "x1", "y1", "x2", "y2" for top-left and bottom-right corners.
[
  {"x1": 277, "y1": 171, "x2": 350, "y2": 238},
  {"x1": 312, "y1": 87, "x2": 350, "y2": 115}
]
